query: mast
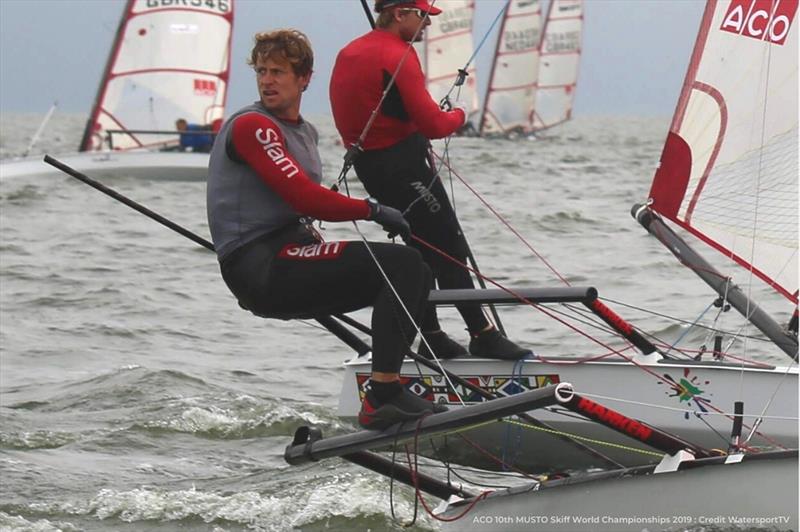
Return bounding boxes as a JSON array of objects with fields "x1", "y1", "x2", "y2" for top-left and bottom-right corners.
[
  {"x1": 479, "y1": 1, "x2": 508, "y2": 135},
  {"x1": 79, "y1": 0, "x2": 132, "y2": 152}
]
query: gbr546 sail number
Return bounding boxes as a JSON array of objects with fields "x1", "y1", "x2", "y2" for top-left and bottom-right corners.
[{"x1": 144, "y1": 0, "x2": 231, "y2": 14}]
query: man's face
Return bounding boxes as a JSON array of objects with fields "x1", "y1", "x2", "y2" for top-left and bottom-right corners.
[
  {"x1": 254, "y1": 55, "x2": 310, "y2": 118},
  {"x1": 396, "y1": 8, "x2": 432, "y2": 42}
]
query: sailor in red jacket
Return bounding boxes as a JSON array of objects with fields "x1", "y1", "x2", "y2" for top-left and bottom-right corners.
[
  {"x1": 330, "y1": 0, "x2": 530, "y2": 360},
  {"x1": 207, "y1": 29, "x2": 445, "y2": 430}
]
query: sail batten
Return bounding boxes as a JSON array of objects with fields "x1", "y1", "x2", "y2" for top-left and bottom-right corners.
[
  {"x1": 80, "y1": 0, "x2": 233, "y2": 152},
  {"x1": 648, "y1": 0, "x2": 799, "y2": 304}
]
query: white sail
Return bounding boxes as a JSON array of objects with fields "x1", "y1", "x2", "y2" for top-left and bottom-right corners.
[
  {"x1": 479, "y1": 0, "x2": 543, "y2": 135},
  {"x1": 532, "y1": 0, "x2": 583, "y2": 131},
  {"x1": 648, "y1": 0, "x2": 798, "y2": 303},
  {"x1": 415, "y1": 1, "x2": 479, "y2": 121},
  {"x1": 79, "y1": 0, "x2": 233, "y2": 152}
]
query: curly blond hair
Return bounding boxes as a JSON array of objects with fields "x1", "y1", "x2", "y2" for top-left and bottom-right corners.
[{"x1": 248, "y1": 29, "x2": 314, "y2": 78}]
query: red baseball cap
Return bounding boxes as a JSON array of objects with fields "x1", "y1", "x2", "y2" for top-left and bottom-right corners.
[{"x1": 375, "y1": 0, "x2": 442, "y2": 16}]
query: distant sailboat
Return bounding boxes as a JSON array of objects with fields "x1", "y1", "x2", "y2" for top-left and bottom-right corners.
[
  {"x1": 479, "y1": 0, "x2": 543, "y2": 136},
  {"x1": 480, "y1": 0, "x2": 583, "y2": 136},
  {"x1": 532, "y1": 0, "x2": 583, "y2": 131},
  {"x1": 79, "y1": 0, "x2": 233, "y2": 153},
  {"x1": 415, "y1": 0, "x2": 480, "y2": 127},
  {"x1": 1, "y1": 0, "x2": 234, "y2": 181}
]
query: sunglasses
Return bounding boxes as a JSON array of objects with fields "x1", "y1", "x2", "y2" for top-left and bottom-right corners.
[{"x1": 400, "y1": 8, "x2": 429, "y2": 19}]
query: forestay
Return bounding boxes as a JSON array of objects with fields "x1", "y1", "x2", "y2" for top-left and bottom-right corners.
[
  {"x1": 79, "y1": 0, "x2": 233, "y2": 152},
  {"x1": 647, "y1": 0, "x2": 798, "y2": 304},
  {"x1": 415, "y1": 0, "x2": 479, "y2": 122},
  {"x1": 479, "y1": 0, "x2": 543, "y2": 135},
  {"x1": 531, "y1": 0, "x2": 583, "y2": 131}
]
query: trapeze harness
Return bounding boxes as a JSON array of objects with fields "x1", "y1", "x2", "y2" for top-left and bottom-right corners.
[
  {"x1": 330, "y1": 29, "x2": 489, "y2": 335},
  {"x1": 206, "y1": 103, "x2": 431, "y2": 373}
]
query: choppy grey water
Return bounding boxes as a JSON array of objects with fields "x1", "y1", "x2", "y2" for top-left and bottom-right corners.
[{"x1": 0, "y1": 113, "x2": 792, "y2": 532}]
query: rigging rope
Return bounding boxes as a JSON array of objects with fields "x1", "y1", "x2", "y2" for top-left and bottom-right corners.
[
  {"x1": 439, "y1": 0, "x2": 510, "y2": 106},
  {"x1": 350, "y1": 221, "x2": 468, "y2": 406}
]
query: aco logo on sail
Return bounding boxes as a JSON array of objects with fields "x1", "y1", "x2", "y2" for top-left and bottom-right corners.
[{"x1": 720, "y1": 0, "x2": 797, "y2": 45}]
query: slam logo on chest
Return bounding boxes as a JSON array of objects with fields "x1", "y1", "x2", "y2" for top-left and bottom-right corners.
[
  {"x1": 255, "y1": 128, "x2": 299, "y2": 178},
  {"x1": 720, "y1": 0, "x2": 797, "y2": 45}
]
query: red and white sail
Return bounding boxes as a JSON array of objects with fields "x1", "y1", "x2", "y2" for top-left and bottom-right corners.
[
  {"x1": 479, "y1": 0, "x2": 543, "y2": 135},
  {"x1": 416, "y1": 1, "x2": 479, "y2": 122},
  {"x1": 648, "y1": 0, "x2": 798, "y2": 303},
  {"x1": 79, "y1": 0, "x2": 233, "y2": 152},
  {"x1": 532, "y1": 0, "x2": 583, "y2": 131}
]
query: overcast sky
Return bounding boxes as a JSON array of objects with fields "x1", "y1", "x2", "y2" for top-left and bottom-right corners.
[{"x1": 0, "y1": 0, "x2": 706, "y2": 118}]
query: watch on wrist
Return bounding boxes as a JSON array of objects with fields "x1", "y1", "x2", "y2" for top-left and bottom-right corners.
[{"x1": 366, "y1": 197, "x2": 380, "y2": 218}]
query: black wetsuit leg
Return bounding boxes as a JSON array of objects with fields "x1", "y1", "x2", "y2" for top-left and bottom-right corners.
[
  {"x1": 353, "y1": 133, "x2": 490, "y2": 334},
  {"x1": 220, "y1": 230, "x2": 431, "y2": 374}
]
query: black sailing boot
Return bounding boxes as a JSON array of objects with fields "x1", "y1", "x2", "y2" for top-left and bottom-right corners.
[
  {"x1": 468, "y1": 327, "x2": 532, "y2": 360},
  {"x1": 358, "y1": 381, "x2": 448, "y2": 431},
  {"x1": 416, "y1": 330, "x2": 468, "y2": 359}
]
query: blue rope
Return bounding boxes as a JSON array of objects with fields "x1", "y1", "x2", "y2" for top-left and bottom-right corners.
[
  {"x1": 463, "y1": 0, "x2": 509, "y2": 71},
  {"x1": 663, "y1": 300, "x2": 715, "y2": 357},
  {"x1": 501, "y1": 353, "x2": 532, "y2": 470}
]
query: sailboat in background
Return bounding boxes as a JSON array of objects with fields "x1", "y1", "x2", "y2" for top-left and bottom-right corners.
[
  {"x1": 1, "y1": 0, "x2": 233, "y2": 181},
  {"x1": 479, "y1": 0, "x2": 543, "y2": 135},
  {"x1": 415, "y1": 0, "x2": 480, "y2": 127},
  {"x1": 531, "y1": 0, "x2": 583, "y2": 131},
  {"x1": 479, "y1": 0, "x2": 582, "y2": 136}
]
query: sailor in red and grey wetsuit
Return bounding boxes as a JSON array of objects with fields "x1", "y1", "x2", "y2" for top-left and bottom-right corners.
[
  {"x1": 330, "y1": 0, "x2": 531, "y2": 361},
  {"x1": 208, "y1": 29, "x2": 445, "y2": 430}
]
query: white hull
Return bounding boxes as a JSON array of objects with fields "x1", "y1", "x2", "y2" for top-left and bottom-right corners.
[
  {"x1": 0, "y1": 151, "x2": 209, "y2": 182},
  {"x1": 339, "y1": 356, "x2": 798, "y2": 472},
  {"x1": 438, "y1": 452, "x2": 798, "y2": 531}
]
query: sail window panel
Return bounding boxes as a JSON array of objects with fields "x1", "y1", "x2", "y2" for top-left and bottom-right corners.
[
  {"x1": 689, "y1": 127, "x2": 798, "y2": 299},
  {"x1": 692, "y1": 216, "x2": 798, "y2": 302},
  {"x1": 114, "y1": 12, "x2": 231, "y2": 74}
]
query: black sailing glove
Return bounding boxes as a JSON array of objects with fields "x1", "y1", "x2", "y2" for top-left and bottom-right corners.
[{"x1": 367, "y1": 198, "x2": 411, "y2": 242}]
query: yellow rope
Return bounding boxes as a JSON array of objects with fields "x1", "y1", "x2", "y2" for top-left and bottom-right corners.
[
  {"x1": 500, "y1": 418, "x2": 665, "y2": 457},
  {"x1": 394, "y1": 417, "x2": 664, "y2": 459}
]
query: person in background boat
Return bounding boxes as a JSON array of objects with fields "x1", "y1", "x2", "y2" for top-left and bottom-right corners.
[
  {"x1": 175, "y1": 118, "x2": 214, "y2": 153},
  {"x1": 207, "y1": 29, "x2": 446, "y2": 430},
  {"x1": 330, "y1": 0, "x2": 530, "y2": 361}
]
